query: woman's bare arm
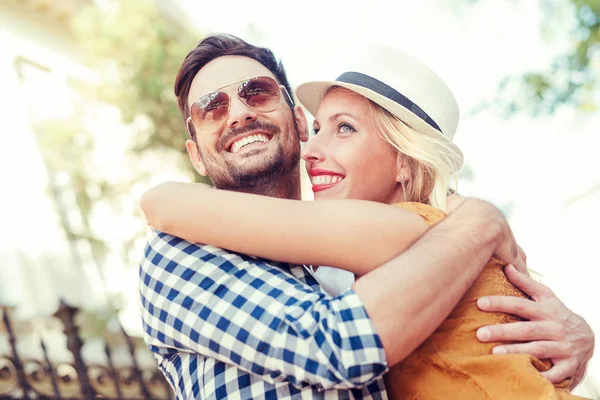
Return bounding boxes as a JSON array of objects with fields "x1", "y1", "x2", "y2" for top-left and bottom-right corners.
[{"x1": 140, "y1": 181, "x2": 428, "y2": 276}]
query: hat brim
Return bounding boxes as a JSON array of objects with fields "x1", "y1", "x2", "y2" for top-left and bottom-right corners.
[{"x1": 296, "y1": 80, "x2": 464, "y2": 169}]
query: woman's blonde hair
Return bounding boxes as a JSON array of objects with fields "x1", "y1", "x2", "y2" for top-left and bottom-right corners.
[{"x1": 328, "y1": 87, "x2": 463, "y2": 211}]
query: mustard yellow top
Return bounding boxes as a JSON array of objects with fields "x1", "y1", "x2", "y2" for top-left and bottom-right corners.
[{"x1": 384, "y1": 203, "x2": 585, "y2": 400}]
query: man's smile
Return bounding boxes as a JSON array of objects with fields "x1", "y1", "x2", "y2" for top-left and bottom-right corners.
[{"x1": 228, "y1": 133, "x2": 272, "y2": 153}]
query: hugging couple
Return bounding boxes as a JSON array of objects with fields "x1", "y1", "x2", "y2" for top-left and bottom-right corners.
[{"x1": 138, "y1": 34, "x2": 594, "y2": 399}]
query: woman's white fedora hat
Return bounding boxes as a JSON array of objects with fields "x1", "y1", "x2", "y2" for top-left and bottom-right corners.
[{"x1": 296, "y1": 46, "x2": 463, "y2": 167}]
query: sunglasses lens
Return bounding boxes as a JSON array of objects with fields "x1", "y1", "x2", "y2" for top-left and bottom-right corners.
[
  {"x1": 189, "y1": 77, "x2": 283, "y2": 134},
  {"x1": 238, "y1": 77, "x2": 281, "y2": 111},
  {"x1": 191, "y1": 91, "x2": 230, "y2": 132}
]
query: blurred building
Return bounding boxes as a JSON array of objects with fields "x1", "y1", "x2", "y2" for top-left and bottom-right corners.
[
  {"x1": 0, "y1": 0, "x2": 192, "y2": 330},
  {"x1": 1, "y1": 0, "x2": 96, "y2": 318}
]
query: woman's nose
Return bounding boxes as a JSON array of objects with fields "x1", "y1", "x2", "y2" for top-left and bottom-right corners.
[{"x1": 301, "y1": 133, "x2": 327, "y2": 163}]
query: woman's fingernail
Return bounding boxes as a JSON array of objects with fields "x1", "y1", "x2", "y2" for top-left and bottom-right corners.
[
  {"x1": 493, "y1": 347, "x2": 507, "y2": 355},
  {"x1": 477, "y1": 328, "x2": 490, "y2": 341}
]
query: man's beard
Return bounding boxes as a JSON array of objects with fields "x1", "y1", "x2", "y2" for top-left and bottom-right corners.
[{"x1": 203, "y1": 120, "x2": 301, "y2": 194}]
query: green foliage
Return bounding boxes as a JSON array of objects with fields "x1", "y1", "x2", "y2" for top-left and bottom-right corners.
[
  {"x1": 36, "y1": 117, "x2": 110, "y2": 258},
  {"x1": 71, "y1": 0, "x2": 204, "y2": 169},
  {"x1": 499, "y1": 0, "x2": 599, "y2": 114},
  {"x1": 76, "y1": 293, "x2": 122, "y2": 340},
  {"x1": 31, "y1": 1, "x2": 209, "y2": 301}
]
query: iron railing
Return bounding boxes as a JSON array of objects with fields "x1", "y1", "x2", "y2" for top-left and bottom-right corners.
[{"x1": 0, "y1": 300, "x2": 172, "y2": 399}]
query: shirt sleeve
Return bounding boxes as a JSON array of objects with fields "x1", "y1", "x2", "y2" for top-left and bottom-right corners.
[{"x1": 139, "y1": 231, "x2": 388, "y2": 391}]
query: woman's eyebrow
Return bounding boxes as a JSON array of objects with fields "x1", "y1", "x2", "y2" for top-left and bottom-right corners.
[
  {"x1": 329, "y1": 112, "x2": 354, "y2": 122},
  {"x1": 313, "y1": 112, "x2": 356, "y2": 128},
  {"x1": 329, "y1": 111, "x2": 355, "y2": 122}
]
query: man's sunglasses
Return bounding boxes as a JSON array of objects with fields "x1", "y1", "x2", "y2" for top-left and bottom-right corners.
[{"x1": 187, "y1": 76, "x2": 292, "y2": 135}]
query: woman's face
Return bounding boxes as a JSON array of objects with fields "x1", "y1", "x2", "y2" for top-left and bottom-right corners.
[{"x1": 301, "y1": 89, "x2": 404, "y2": 203}]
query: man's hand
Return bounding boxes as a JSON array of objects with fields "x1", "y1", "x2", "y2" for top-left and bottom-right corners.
[
  {"x1": 476, "y1": 264, "x2": 595, "y2": 388},
  {"x1": 447, "y1": 193, "x2": 468, "y2": 212}
]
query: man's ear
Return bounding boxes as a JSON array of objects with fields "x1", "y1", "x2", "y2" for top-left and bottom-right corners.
[
  {"x1": 294, "y1": 106, "x2": 309, "y2": 142},
  {"x1": 186, "y1": 139, "x2": 207, "y2": 176}
]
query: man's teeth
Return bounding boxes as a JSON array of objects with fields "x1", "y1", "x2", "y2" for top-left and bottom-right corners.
[
  {"x1": 231, "y1": 134, "x2": 270, "y2": 153},
  {"x1": 311, "y1": 175, "x2": 343, "y2": 185}
]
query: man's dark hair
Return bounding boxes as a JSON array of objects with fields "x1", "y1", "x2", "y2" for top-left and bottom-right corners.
[{"x1": 175, "y1": 34, "x2": 295, "y2": 140}]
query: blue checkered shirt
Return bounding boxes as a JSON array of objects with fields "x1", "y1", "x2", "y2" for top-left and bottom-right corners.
[{"x1": 139, "y1": 231, "x2": 389, "y2": 399}]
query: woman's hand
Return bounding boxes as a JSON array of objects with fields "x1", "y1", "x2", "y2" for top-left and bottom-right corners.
[{"x1": 476, "y1": 264, "x2": 595, "y2": 388}]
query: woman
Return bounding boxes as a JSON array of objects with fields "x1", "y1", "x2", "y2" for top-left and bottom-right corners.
[{"x1": 141, "y1": 47, "x2": 583, "y2": 399}]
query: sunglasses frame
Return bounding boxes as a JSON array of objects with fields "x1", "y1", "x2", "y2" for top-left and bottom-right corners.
[{"x1": 186, "y1": 76, "x2": 293, "y2": 137}]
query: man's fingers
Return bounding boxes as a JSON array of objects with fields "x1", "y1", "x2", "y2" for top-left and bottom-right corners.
[
  {"x1": 517, "y1": 244, "x2": 527, "y2": 265},
  {"x1": 512, "y1": 260, "x2": 528, "y2": 275},
  {"x1": 507, "y1": 254, "x2": 527, "y2": 275},
  {"x1": 489, "y1": 341, "x2": 571, "y2": 359},
  {"x1": 477, "y1": 321, "x2": 564, "y2": 343},
  {"x1": 540, "y1": 359, "x2": 578, "y2": 384},
  {"x1": 504, "y1": 264, "x2": 552, "y2": 300},
  {"x1": 477, "y1": 295, "x2": 544, "y2": 321},
  {"x1": 493, "y1": 227, "x2": 528, "y2": 274}
]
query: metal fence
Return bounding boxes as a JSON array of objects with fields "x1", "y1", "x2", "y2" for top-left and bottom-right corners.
[{"x1": 0, "y1": 301, "x2": 173, "y2": 399}]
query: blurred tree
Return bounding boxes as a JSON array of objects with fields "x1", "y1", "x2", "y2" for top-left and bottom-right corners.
[
  {"x1": 36, "y1": 116, "x2": 110, "y2": 294},
  {"x1": 474, "y1": 0, "x2": 599, "y2": 115},
  {"x1": 470, "y1": 0, "x2": 600, "y2": 208},
  {"x1": 71, "y1": 0, "x2": 207, "y2": 178},
  {"x1": 26, "y1": 0, "x2": 206, "y2": 313}
]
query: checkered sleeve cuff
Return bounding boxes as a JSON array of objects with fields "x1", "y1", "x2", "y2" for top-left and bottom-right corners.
[{"x1": 281, "y1": 288, "x2": 388, "y2": 389}]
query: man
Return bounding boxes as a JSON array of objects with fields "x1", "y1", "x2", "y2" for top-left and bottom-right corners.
[{"x1": 139, "y1": 34, "x2": 593, "y2": 399}]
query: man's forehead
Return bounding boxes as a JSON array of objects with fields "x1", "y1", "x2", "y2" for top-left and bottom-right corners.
[{"x1": 188, "y1": 56, "x2": 276, "y2": 106}]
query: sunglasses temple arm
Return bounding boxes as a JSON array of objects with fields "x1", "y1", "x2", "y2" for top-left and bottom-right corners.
[
  {"x1": 186, "y1": 117, "x2": 197, "y2": 140},
  {"x1": 280, "y1": 85, "x2": 294, "y2": 107}
]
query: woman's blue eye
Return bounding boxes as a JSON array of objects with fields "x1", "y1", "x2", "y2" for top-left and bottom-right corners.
[{"x1": 338, "y1": 123, "x2": 356, "y2": 133}]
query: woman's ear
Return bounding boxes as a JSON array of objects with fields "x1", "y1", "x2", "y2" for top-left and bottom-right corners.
[
  {"x1": 186, "y1": 139, "x2": 207, "y2": 176},
  {"x1": 396, "y1": 155, "x2": 411, "y2": 183}
]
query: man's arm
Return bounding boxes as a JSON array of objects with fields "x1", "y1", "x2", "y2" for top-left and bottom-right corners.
[{"x1": 354, "y1": 199, "x2": 523, "y2": 367}]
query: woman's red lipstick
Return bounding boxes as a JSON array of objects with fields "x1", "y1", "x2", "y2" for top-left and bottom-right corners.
[{"x1": 309, "y1": 169, "x2": 344, "y2": 193}]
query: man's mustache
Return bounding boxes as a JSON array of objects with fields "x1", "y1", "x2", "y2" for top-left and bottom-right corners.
[{"x1": 217, "y1": 121, "x2": 281, "y2": 151}]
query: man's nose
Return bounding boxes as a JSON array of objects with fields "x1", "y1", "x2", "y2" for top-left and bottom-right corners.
[{"x1": 227, "y1": 96, "x2": 257, "y2": 128}]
